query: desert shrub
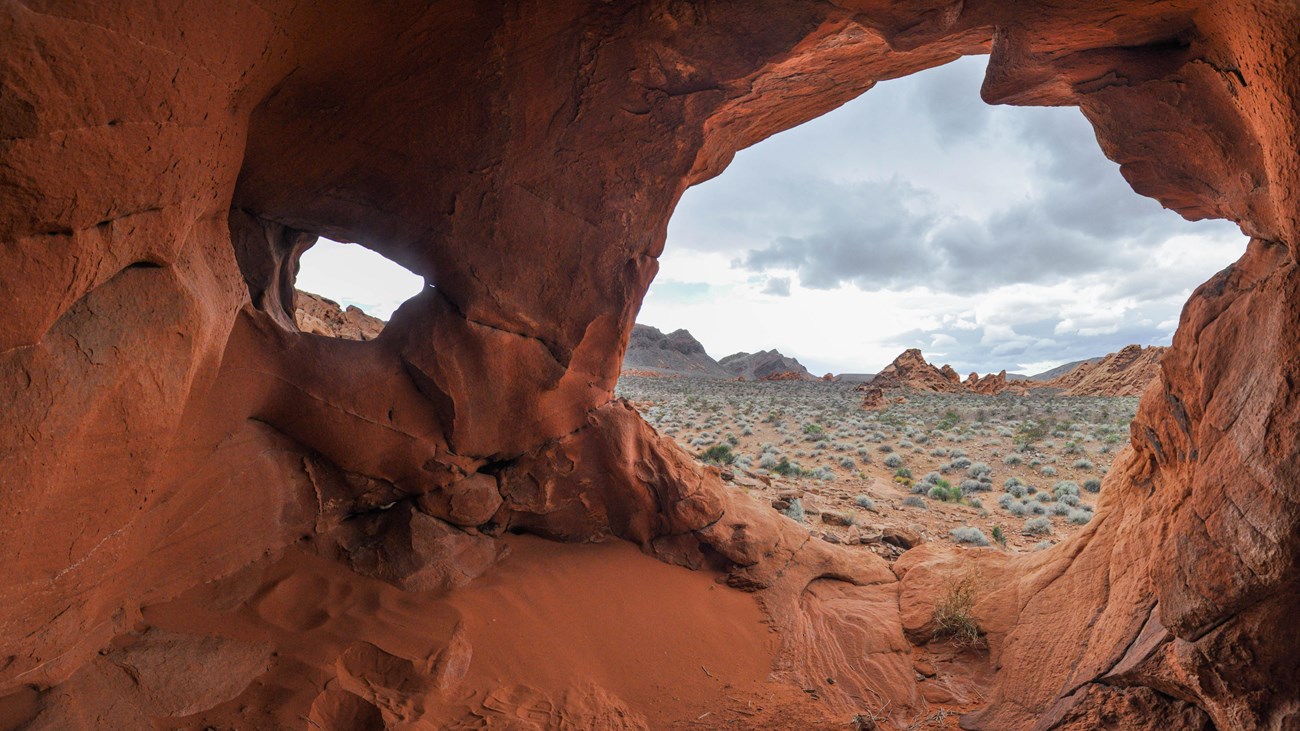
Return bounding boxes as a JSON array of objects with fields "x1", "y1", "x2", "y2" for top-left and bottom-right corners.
[
  {"x1": 924, "y1": 471, "x2": 942, "y2": 485},
  {"x1": 1033, "y1": 540, "x2": 1053, "y2": 551},
  {"x1": 928, "y1": 482, "x2": 962, "y2": 502},
  {"x1": 1040, "y1": 465, "x2": 1058, "y2": 477},
  {"x1": 903, "y1": 495, "x2": 927, "y2": 509},
  {"x1": 937, "y1": 410, "x2": 962, "y2": 430},
  {"x1": 759, "y1": 453, "x2": 780, "y2": 470},
  {"x1": 782, "y1": 498, "x2": 805, "y2": 522},
  {"x1": 1036, "y1": 491, "x2": 1054, "y2": 503},
  {"x1": 854, "y1": 495, "x2": 875, "y2": 510},
  {"x1": 1073, "y1": 458, "x2": 1095, "y2": 470},
  {"x1": 700, "y1": 444, "x2": 735, "y2": 465},
  {"x1": 951, "y1": 527, "x2": 990, "y2": 546},
  {"x1": 931, "y1": 447, "x2": 950, "y2": 457},
  {"x1": 1006, "y1": 483, "x2": 1027, "y2": 498},
  {"x1": 1024, "y1": 517, "x2": 1052, "y2": 535},
  {"x1": 968, "y1": 497, "x2": 983, "y2": 510},
  {"x1": 950, "y1": 456, "x2": 972, "y2": 470},
  {"x1": 840, "y1": 457, "x2": 855, "y2": 469},
  {"x1": 1052, "y1": 480, "x2": 1080, "y2": 498},
  {"x1": 967, "y1": 462, "x2": 992, "y2": 478},
  {"x1": 1084, "y1": 478, "x2": 1102, "y2": 493},
  {"x1": 1049, "y1": 501, "x2": 1071, "y2": 516},
  {"x1": 884, "y1": 454, "x2": 904, "y2": 468},
  {"x1": 1067, "y1": 508, "x2": 1093, "y2": 525},
  {"x1": 959, "y1": 479, "x2": 987, "y2": 494},
  {"x1": 1003, "y1": 454, "x2": 1023, "y2": 466},
  {"x1": 991, "y1": 524, "x2": 1007, "y2": 546},
  {"x1": 772, "y1": 457, "x2": 804, "y2": 477},
  {"x1": 932, "y1": 574, "x2": 982, "y2": 648},
  {"x1": 1007, "y1": 501, "x2": 1029, "y2": 517},
  {"x1": 1059, "y1": 493, "x2": 1080, "y2": 506},
  {"x1": 899, "y1": 440, "x2": 914, "y2": 449}
]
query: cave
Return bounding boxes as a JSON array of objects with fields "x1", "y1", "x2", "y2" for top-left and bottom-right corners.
[{"x1": 1, "y1": 2, "x2": 1297, "y2": 730}]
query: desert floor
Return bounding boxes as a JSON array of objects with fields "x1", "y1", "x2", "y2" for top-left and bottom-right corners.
[{"x1": 616, "y1": 376, "x2": 1139, "y2": 557}]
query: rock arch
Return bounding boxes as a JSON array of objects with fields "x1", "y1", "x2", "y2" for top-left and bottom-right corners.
[{"x1": 1, "y1": 1, "x2": 1297, "y2": 728}]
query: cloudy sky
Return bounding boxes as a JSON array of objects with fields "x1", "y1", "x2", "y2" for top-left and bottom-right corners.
[
  {"x1": 298, "y1": 55, "x2": 1246, "y2": 377},
  {"x1": 638, "y1": 55, "x2": 1247, "y2": 376}
]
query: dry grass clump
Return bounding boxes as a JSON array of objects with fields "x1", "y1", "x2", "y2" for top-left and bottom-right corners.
[{"x1": 932, "y1": 573, "x2": 983, "y2": 649}]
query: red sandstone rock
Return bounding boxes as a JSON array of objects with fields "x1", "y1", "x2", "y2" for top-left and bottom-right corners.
[
  {"x1": 859, "y1": 386, "x2": 887, "y2": 411},
  {"x1": 1, "y1": 1, "x2": 1298, "y2": 729},
  {"x1": 872, "y1": 349, "x2": 968, "y2": 393},
  {"x1": 1047, "y1": 344, "x2": 1167, "y2": 396},
  {"x1": 966, "y1": 369, "x2": 1010, "y2": 395},
  {"x1": 295, "y1": 289, "x2": 385, "y2": 341}
]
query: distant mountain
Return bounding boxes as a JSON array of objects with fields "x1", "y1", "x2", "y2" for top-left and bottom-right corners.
[
  {"x1": 1046, "y1": 345, "x2": 1166, "y2": 396},
  {"x1": 719, "y1": 350, "x2": 814, "y2": 381},
  {"x1": 836, "y1": 373, "x2": 877, "y2": 383},
  {"x1": 623, "y1": 324, "x2": 730, "y2": 378},
  {"x1": 1030, "y1": 357, "x2": 1105, "y2": 381}
]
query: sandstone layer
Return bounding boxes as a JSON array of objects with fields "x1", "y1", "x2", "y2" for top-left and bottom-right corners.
[
  {"x1": 1047, "y1": 344, "x2": 1168, "y2": 396},
  {"x1": 2, "y1": 1, "x2": 1299, "y2": 730}
]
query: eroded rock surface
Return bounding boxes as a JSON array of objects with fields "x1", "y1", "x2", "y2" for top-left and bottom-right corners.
[
  {"x1": 1047, "y1": 344, "x2": 1167, "y2": 396},
  {"x1": 295, "y1": 289, "x2": 386, "y2": 341},
  {"x1": 872, "y1": 349, "x2": 968, "y2": 393},
  {"x1": 2, "y1": 1, "x2": 1299, "y2": 729}
]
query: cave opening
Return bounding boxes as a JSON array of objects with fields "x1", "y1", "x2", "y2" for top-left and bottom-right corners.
[
  {"x1": 292, "y1": 238, "x2": 426, "y2": 340},
  {"x1": 620, "y1": 55, "x2": 1249, "y2": 552}
]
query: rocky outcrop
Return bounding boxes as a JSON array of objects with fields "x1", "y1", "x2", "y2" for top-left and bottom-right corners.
[
  {"x1": 719, "y1": 349, "x2": 815, "y2": 381},
  {"x1": 871, "y1": 349, "x2": 967, "y2": 393},
  {"x1": 1047, "y1": 344, "x2": 1167, "y2": 396},
  {"x1": 295, "y1": 290, "x2": 385, "y2": 341},
  {"x1": 872, "y1": 349, "x2": 1013, "y2": 394},
  {"x1": 2, "y1": 1, "x2": 1299, "y2": 729},
  {"x1": 859, "y1": 386, "x2": 887, "y2": 410},
  {"x1": 939, "y1": 364, "x2": 963, "y2": 385},
  {"x1": 966, "y1": 370, "x2": 1010, "y2": 395},
  {"x1": 622, "y1": 324, "x2": 730, "y2": 378}
]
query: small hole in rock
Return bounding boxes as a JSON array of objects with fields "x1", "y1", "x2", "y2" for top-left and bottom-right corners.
[{"x1": 294, "y1": 238, "x2": 426, "y2": 340}]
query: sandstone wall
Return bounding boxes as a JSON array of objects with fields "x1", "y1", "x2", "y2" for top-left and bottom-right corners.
[{"x1": 2, "y1": 1, "x2": 1298, "y2": 728}]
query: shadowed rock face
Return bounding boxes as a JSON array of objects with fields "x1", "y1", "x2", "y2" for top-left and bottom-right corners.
[{"x1": 1, "y1": 1, "x2": 1298, "y2": 728}]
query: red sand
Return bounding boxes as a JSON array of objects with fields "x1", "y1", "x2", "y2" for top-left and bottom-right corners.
[{"x1": 138, "y1": 535, "x2": 838, "y2": 729}]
